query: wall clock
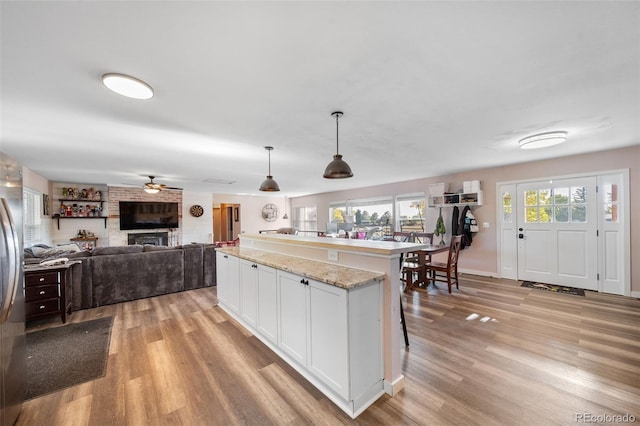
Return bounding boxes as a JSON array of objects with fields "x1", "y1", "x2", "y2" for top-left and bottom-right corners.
[
  {"x1": 189, "y1": 204, "x2": 204, "y2": 217},
  {"x1": 261, "y1": 203, "x2": 279, "y2": 222}
]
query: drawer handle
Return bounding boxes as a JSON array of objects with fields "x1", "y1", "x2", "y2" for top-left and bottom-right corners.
[
  {"x1": 39, "y1": 290, "x2": 46, "y2": 295},
  {"x1": 39, "y1": 278, "x2": 45, "y2": 282},
  {"x1": 39, "y1": 305, "x2": 46, "y2": 310}
]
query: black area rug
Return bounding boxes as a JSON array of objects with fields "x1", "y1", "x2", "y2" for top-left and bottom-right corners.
[
  {"x1": 26, "y1": 316, "x2": 113, "y2": 399},
  {"x1": 521, "y1": 281, "x2": 585, "y2": 296}
]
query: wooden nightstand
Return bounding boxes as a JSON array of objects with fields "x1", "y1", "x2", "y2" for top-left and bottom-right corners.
[{"x1": 24, "y1": 262, "x2": 79, "y2": 323}]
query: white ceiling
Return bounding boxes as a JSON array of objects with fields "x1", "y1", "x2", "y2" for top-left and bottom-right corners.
[{"x1": 1, "y1": 1, "x2": 639, "y2": 197}]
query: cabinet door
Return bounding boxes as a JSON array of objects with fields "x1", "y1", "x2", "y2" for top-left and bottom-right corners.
[
  {"x1": 216, "y1": 252, "x2": 240, "y2": 314},
  {"x1": 308, "y1": 279, "x2": 349, "y2": 399},
  {"x1": 257, "y1": 264, "x2": 278, "y2": 344},
  {"x1": 215, "y1": 252, "x2": 229, "y2": 304},
  {"x1": 239, "y1": 259, "x2": 258, "y2": 328},
  {"x1": 277, "y1": 270, "x2": 308, "y2": 366}
]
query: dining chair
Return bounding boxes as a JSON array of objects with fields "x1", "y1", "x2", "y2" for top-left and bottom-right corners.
[
  {"x1": 413, "y1": 232, "x2": 434, "y2": 244},
  {"x1": 392, "y1": 231, "x2": 414, "y2": 242},
  {"x1": 401, "y1": 256, "x2": 424, "y2": 293},
  {"x1": 424, "y1": 235, "x2": 463, "y2": 293}
]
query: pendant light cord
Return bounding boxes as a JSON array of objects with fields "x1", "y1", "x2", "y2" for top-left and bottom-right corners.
[{"x1": 335, "y1": 113, "x2": 340, "y2": 155}]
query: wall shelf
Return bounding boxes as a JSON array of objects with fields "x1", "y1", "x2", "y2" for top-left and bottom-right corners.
[
  {"x1": 428, "y1": 191, "x2": 483, "y2": 208},
  {"x1": 53, "y1": 215, "x2": 108, "y2": 230}
]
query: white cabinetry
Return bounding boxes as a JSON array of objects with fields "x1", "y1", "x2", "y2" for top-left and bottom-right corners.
[
  {"x1": 216, "y1": 252, "x2": 239, "y2": 313},
  {"x1": 256, "y1": 264, "x2": 278, "y2": 344},
  {"x1": 308, "y1": 279, "x2": 349, "y2": 399},
  {"x1": 278, "y1": 270, "x2": 383, "y2": 408},
  {"x1": 277, "y1": 270, "x2": 309, "y2": 366},
  {"x1": 216, "y1": 252, "x2": 383, "y2": 418},
  {"x1": 239, "y1": 259, "x2": 259, "y2": 328}
]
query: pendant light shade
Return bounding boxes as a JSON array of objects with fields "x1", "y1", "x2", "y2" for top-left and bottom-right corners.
[
  {"x1": 259, "y1": 146, "x2": 280, "y2": 192},
  {"x1": 323, "y1": 111, "x2": 353, "y2": 179}
]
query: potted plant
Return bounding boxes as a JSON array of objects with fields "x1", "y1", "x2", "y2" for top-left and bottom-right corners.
[{"x1": 434, "y1": 208, "x2": 446, "y2": 245}]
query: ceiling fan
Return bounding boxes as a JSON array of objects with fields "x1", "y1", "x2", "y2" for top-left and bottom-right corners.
[{"x1": 143, "y1": 176, "x2": 183, "y2": 193}]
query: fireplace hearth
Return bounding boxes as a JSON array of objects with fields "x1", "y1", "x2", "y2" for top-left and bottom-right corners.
[{"x1": 128, "y1": 232, "x2": 169, "y2": 246}]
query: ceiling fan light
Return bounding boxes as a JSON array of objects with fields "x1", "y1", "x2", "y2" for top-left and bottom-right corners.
[
  {"x1": 102, "y1": 73, "x2": 154, "y2": 100},
  {"x1": 144, "y1": 187, "x2": 160, "y2": 194},
  {"x1": 519, "y1": 131, "x2": 568, "y2": 150}
]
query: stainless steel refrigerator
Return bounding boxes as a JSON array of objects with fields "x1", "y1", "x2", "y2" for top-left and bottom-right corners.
[{"x1": 0, "y1": 151, "x2": 24, "y2": 426}]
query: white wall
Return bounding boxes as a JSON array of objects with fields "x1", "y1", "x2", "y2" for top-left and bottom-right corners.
[
  {"x1": 213, "y1": 193, "x2": 290, "y2": 235},
  {"x1": 182, "y1": 190, "x2": 214, "y2": 243}
]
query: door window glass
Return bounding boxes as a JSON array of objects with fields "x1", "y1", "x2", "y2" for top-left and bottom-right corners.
[
  {"x1": 502, "y1": 192, "x2": 512, "y2": 223},
  {"x1": 602, "y1": 183, "x2": 619, "y2": 223},
  {"x1": 524, "y1": 186, "x2": 589, "y2": 223}
]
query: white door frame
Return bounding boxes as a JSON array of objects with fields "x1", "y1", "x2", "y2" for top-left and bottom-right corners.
[{"x1": 496, "y1": 169, "x2": 630, "y2": 296}]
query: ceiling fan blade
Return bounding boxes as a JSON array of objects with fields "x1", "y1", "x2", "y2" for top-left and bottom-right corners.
[{"x1": 163, "y1": 186, "x2": 183, "y2": 190}]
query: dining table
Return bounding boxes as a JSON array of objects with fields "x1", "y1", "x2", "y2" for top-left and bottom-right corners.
[{"x1": 403, "y1": 244, "x2": 449, "y2": 292}]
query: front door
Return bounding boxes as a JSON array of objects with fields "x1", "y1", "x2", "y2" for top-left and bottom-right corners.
[{"x1": 516, "y1": 177, "x2": 597, "y2": 290}]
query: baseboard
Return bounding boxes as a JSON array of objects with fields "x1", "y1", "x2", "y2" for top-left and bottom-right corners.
[
  {"x1": 631, "y1": 290, "x2": 640, "y2": 299},
  {"x1": 383, "y1": 374, "x2": 405, "y2": 396},
  {"x1": 458, "y1": 268, "x2": 497, "y2": 278}
]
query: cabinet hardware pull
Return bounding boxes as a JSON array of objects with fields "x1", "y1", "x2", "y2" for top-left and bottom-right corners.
[
  {"x1": 39, "y1": 305, "x2": 45, "y2": 309},
  {"x1": 39, "y1": 291, "x2": 45, "y2": 295},
  {"x1": 224, "y1": 255, "x2": 228, "y2": 258},
  {"x1": 39, "y1": 278, "x2": 45, "y2": 282}
]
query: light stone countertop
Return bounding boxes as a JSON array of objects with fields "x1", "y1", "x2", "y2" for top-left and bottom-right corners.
[
  {"x1": 216, "y1": 246, "x2": 385, "y2": 289},
  {"x1": 241, "y1": 233, "x2": 428, "y2": 255}
]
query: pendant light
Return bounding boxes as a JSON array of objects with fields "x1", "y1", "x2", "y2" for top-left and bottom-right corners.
[
  {"x1": 259, "y1": 146, "x2": 280, "y2": 192},
  {"x1": 323, "y1": 111, "x2": 353, "y2": 179}
]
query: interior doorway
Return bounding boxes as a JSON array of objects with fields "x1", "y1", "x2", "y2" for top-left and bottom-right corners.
[{"x1": 213, "y1": 203, "x2": 241, "y2": 242}]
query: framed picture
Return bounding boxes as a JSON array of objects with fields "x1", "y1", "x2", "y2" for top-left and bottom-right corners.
[
  {"x1": 234, "y1": 207, "x2": 239, "y2": 222},
  {"x1": 43, "y1": 194, "x2": 50, "y2": 216}
]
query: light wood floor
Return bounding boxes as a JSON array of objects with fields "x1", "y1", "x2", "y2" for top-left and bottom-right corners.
[{"x1": 18, "y1": 275, "x2": 640, "y2": 425}]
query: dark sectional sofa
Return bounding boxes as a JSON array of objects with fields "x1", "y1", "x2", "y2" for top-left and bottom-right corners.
[{"x1": 25, "y1": 243, "x2": 217, "y2": 310}]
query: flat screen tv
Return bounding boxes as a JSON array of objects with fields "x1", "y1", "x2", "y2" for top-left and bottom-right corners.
[{"x1": 119, "y1": 201, "x2": 179, "y2": 230}]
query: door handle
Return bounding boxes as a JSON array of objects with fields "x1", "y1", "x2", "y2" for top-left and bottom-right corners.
[{"x1": 0, "y1": 198, "x2": 20, "y2": 324}]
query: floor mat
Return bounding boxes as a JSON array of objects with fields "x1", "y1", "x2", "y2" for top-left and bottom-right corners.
[{"x1": 521, "y1": 281, "x2": 585, "y2": 296}]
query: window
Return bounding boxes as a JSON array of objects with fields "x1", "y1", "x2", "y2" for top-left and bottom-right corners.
[
  {"x1": 349, "y1": 198, "x2": 393, "y2": 229},
  {"x1": 23, "y1": 188, "x2": 42, "y2": 247},
  {"x1": 292, "y1": 206, "x2": 317, "y2": 231},
  {"x1": 524, "y1": 186, "x2": 588, "y2": 223},
  {"x1": 329, "y1": 202, "x2": 348, "y2": 223},
  {"x1": 396, "y1": 194, "x2": 426, "y2": 232}
]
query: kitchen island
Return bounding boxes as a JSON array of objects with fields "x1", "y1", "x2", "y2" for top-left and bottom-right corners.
[{"x1": 216, "y1": 233, "x2": 427, "y2": 418}]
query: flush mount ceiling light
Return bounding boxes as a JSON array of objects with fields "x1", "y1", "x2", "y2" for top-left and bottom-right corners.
[
  {"x1": 102, "y1": 73, "x2": 154, "y2": 100},
  {"x1": 259, "y1": 146, "x2": 280, "y2": 192},
  {"x1": 323, "y1": 111, "x2": 353, "y2": 179},
  {"x1": 519, "y1": 131, "x2": 568, "y2": 150}
]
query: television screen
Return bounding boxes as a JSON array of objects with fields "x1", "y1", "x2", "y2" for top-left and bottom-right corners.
[{"x1": 119, "y1": 201, "x2": 179, "y2": 230}]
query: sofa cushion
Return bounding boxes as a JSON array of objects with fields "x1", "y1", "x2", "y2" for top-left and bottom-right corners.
[
  {"x1": 91, "y1": 249, "x2": 184, "y2": 306},
  {"x1": 143, "y1": 244, "x2": 175, "y2": 252},
  {"x1": 92, "y1": 245, "x2": 143, "y2": 256},
  {"x1": 30, "y1": 243, "x2": 81, "y2": 259}
]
